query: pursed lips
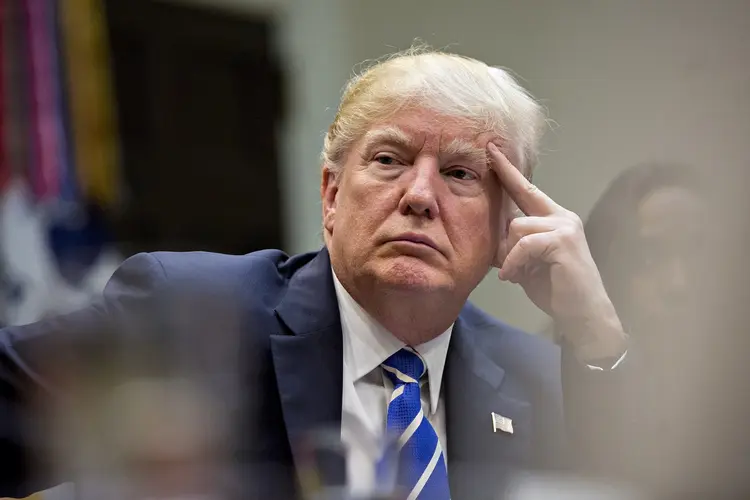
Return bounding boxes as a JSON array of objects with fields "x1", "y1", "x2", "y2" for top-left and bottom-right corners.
[{"x1": 389, "y1": 233, "x2": 442, "y2": 255}]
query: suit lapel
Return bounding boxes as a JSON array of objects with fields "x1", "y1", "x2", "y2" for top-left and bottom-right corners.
[
  {"x1": 270, "y1": 248, "x2": 346, "y2": 488},
  {"x1": 445, "y1": 315, "x2": 533, "y2": 498}
]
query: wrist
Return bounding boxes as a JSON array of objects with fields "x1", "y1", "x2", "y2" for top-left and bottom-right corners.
[{"x1": 557, "y1": 309, "x2": 629, "y2": 364}]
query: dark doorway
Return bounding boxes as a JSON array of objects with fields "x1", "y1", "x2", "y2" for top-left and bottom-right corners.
[{"x1": 104, "y1": 0, "x2": 286, "y2": 256}]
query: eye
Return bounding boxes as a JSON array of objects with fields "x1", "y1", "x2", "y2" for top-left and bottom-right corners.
[
  {"x1": 374, "y1": 154, "x2": 401, "y2": 166},
  {"x1": 445, "y1": 168, "x2": 478, "y2": 181}
]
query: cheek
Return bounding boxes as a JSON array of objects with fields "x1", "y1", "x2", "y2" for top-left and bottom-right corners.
[
  {"x1": 630, "y1": 275, "x2": 660, "y2": 308},
  {"x1": 447, "y1": 201, "x2": 497, "y2": 256},
  {"x1": 343, "y1": 170, "x2": 387, "y2": 202},
  {"x1": 337, "y1": 174, "x2": 399, "y2": 229}
]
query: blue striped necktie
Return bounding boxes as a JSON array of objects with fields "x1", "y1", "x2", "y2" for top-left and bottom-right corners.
[{"x1": 380, "y1": 347, "x2": 450, "y2": 499}]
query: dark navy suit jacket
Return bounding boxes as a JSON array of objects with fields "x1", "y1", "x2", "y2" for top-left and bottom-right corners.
[{"x1": 0, "y1": 248, "x2": 565, "y2": 499}]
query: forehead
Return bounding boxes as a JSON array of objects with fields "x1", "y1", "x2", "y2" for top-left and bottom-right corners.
[
  {"x1": 637, "y1": 186, "x2": 705, "y2": 238},
  {"x1": 361, "y1": 108, "x2": 499, "y2": 155}
]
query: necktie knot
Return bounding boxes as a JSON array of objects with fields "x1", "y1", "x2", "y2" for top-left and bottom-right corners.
[{"x1": 381, "y1": 347, "x2": 425, "y2": 386}]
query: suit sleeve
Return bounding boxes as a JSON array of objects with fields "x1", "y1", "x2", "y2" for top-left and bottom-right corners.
[
  {"x1": 561, "y1": 338, "x2": 633, "y2": 474},
  {"x1": 531, "y1": 342, "x2": 569, "y2": 473},
  {"x1": 0, "y1": 253, "x2": 167, "y2": 497}
]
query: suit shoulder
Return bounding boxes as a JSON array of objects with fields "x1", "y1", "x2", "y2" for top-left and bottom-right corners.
[
  {"x1": 102, "y1": 249, "x2": 288, "y2": 300},
  {"x1": 149, "y1": 249, "x2": 292, "y2": 281},
  {"x1": 461, "y1": 302, "x2": 560, "y2": 376},
  {"x1": 104, "y1": 249, "x2": 318, "y2": 320},
  {"x1": 99, "y1": 249, "x2": 321, "y2": 343}
]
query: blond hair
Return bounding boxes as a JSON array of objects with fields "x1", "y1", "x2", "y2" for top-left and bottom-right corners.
[{"x1": 322, "y1": 46, "x2": 547, "y2": 176}]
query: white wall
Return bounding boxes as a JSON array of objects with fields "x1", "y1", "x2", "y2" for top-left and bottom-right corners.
[{"x1": 172, "y1": 0, "x2": 750, "y2": 332}]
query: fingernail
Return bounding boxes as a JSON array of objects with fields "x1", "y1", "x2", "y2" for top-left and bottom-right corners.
[{"x1": 487, "y1": 142, "x2": 498, "y2": 152}]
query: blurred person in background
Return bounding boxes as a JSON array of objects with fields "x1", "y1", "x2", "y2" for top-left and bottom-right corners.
[
  {"x1": 0, "y1": 48, "x2": 629, "y2": 500},
  {"x1": 561, "y1": 163, "x2": 711, "y2": 493}
]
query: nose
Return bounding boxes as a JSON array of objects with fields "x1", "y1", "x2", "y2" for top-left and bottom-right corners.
[
  {"x1": 398, "y1": 158, "x2": 440, "y2": 219},
  {"x1": 663, "y1": 257, "x2": 689, "y2": 301}
]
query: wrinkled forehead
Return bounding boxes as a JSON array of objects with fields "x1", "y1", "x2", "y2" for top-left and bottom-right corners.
[
  {"x1": 359, "y1": 109, "x2": 524, "y2": 169},
  {"x1": 362, "y1": 126, "x2": 488, "y2": 164}
]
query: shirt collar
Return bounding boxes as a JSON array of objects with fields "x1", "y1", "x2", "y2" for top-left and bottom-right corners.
[{"x1": 332, "y1": 267, "x2": 453, "y2": 415}]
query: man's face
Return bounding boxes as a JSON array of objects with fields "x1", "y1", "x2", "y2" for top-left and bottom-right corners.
[
  {"x1": 628, "y1": 186, "x2": 706, "y2": 330},
  {"x1": 322, "y1": 108, "x2": 506, "y2": 298}
]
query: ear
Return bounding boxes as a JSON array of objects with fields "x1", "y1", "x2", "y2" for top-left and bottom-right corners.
[
  {"x1": 491, "y1": 199, "x2": 517, "y2": 268},
  {"x1": 492, "y1": 219, "x2": 509, "y2": 268},
  {"x1": 321, "y1": 163, "x2": 340, "y2": 234}
]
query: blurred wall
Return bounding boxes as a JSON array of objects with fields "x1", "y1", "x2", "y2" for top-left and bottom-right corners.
[
  {"x1": 170, "y1": 0, "x2": 750, "y2": 332},
  {"x1": 164, "y1": 0, "x2": 355, "y2": 258}
]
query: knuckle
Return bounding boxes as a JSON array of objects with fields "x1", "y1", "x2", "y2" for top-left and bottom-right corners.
[
  {"x1": 517, "y1": 235, "x2": 533, "y2": 251},
  {"x1": 564, "y1": 209, "x2": 583, "y2": 227},
  {"x1": 558, "y1": 225, "x2": 577, "y2": 241},
  {"x1": 556, "y1": 225, "x2": 582, "y2": 250},
  {"x1": 508, "y1": 217, "x2": 522, "y2": 234}
]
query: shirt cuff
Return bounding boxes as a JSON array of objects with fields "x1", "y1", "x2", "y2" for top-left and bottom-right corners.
[{"x1": 585, "y1": 349, "x2": 628, "y2": 371}]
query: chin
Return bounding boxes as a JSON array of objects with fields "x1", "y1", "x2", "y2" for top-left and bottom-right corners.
[{"x1": 371, "y1": 255, "x2": 452, "y2": 292}]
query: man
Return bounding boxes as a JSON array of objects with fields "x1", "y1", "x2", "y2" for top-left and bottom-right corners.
[{"x1": 0, "y1": 49, "x2": 627, "y2": 499}]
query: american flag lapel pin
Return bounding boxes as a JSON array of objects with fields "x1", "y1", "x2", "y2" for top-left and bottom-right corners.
[{"x1": 491, "y1": 412, "x2": 514, "y2": 435}]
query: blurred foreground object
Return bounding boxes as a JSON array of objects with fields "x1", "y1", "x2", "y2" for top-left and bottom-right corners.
[
  {"x1": 505, "y1": 472, "x2": 643, "y2": 500},
  {"x1": 59, "y1": 377, "x2": 228, "y2": 499}
]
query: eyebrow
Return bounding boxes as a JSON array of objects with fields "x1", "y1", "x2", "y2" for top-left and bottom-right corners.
[
  {"x1": 442, "y1": 138, "x2": 489, "y2": 168},
  {"x1": 362, "y1": 127, "x2": 488, "y2": 167},
  {"x1": 361, "y1": 127, "x2": 414, "y2": 151}
]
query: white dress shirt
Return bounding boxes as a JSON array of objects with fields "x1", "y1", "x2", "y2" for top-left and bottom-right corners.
[{"x1": 331, "y1": 270, "x2": 452, "y2": 495}]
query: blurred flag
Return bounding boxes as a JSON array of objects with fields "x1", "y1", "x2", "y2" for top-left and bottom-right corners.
[
  {"x1": 0, "y1": 0, "x2": 7, "y2": 190},
  {"x1": 58, "y1": 0, "x2": 121, "y2": 209},
  {"x1": 22, "y1": 0, "x2": 63, "y2": 201}
]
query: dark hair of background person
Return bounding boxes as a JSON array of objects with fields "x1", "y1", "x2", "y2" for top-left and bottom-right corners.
[{"x1": 567, "y1": 162, "x2": 705, "y2": 335}]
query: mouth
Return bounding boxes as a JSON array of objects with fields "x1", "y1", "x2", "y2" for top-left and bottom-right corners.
[{"x1": 388, "y1": 233, "x2": 442, "y2": 255}]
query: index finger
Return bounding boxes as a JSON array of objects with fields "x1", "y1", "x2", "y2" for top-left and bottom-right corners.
[{"x1": 487, "y1": 142, "x2": 560, "y2": 216}]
